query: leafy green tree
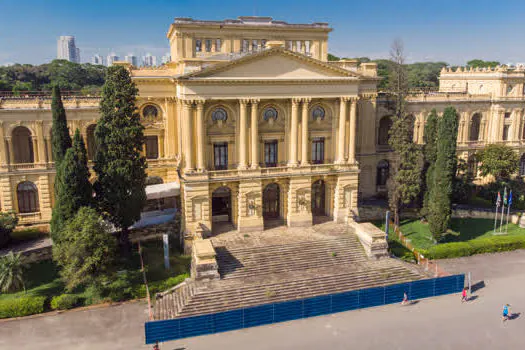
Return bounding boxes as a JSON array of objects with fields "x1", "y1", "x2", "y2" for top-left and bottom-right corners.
[
  {"x1": 50, "y1": 129, "x2": 93, "y2": 239},
  {"x1": 0, "y1": 212, "x2": 19, "y2": 249},
  {"x1": 477, "y1": 144, "x2": 519, "y2": 181},
  {"x1": 0, "y1": 251, "x2": 26, "y2": 293},
  {"x1": 387, "y1": 39, "x2": 422, "y2": 225},
  {"x1": 421, "y1": 109, "x2": 439, "y2": 216},
  {"x1": 428, "y1": 107, "x2": 459, "y2": 241},
  {"x1": 53, "y1": 207, "x2": 117, "y2": 291},
  {"x1": 94, "y1": 65, "x2": 147, "y2": 254},
  {"x1": 51, "y1": 85, "x2": 72, "y2": 165},
  {"x1": 327, "y1": 53, "x2": 340, "y2": 61},
  {"x1": 467, "y1": 59, "x2": 500, "y2": 68}
]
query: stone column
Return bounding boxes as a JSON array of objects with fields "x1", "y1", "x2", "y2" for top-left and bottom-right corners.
[
  {"x1": 0, "y1": 122, "x2": 5, "y2": 165},
  {"x1": 6, "y1": 137, "x2": 14, "y2": 165},
  {"x1": 300, "y1": 98, "x2": 311, "y2": 166},
  {"x1": 159, "y1": 133, "x2": 165, "y2": 159},
  {"x1": 337, "y1": 97, "x2": 348, "y2": 163},
  {"x1": 250, "y1": 99, "x2": 260, "y2": 168},
  {"x1": 195, "y1": 100, "x2": 205, "y2": 171},
  {"x1": 182, "y1": 101, "x2": 194, "y2": 171},
  {"x1": 462, "y1": 112, "x2": 470, "y2": 142},
  {"x1": 289, "y1": 98, "x2": 300, "y2": 166},
  {"x1": 32, "y1": 136, "x2": 39, "y2": 163},
  {"x1": 36, "y1": 121, "x2": 46, "y2": 163},
  {"x1": 238, "y1": 99, "x2": 248, "y2": 169},
  {"x1": 347, "y1": 98, "x2": 357, "y2": 164}
]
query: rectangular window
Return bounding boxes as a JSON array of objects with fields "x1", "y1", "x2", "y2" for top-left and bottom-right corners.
[
  {"x1": 252, "y1": 39, "x2": 258, "y2": 51},
  {"x1": 286, "y1": 41, "x2": 292, "y2": 50},
  {"x1": 242, "y1": 39, "x2": 249, "y2": 52},
  {"x1": 214, "y1": 142, "x2": 228, "y2": 170},
  {"x1": 305, "y1": 41, "x2": 311, "y2": 54},
  {"x1": 205, "y1": 39, "x2": 212, "y2": 52},
  {"x1": 264, "y1": 140, "x2": 278, "y2": 167},
  {"x1": 261, "y1": 39, "x2": 267, "y2": 49},
  {"x1": 145, "y1": 136, "x2": 159, "y2": 159},
  {"x1": 195, "y1": 39, "x2": 202, "y2": 52},
  {"x1": 504, "y1": 112, "x2": 511, "y2": 119},
  {"x1": 215, "y1": 39, "x2": 221, "y2": 52},
  {"x1": 503, "y1": 125, "x2": 510, "y2": 141},
  {"x1": 311, "y1": 137, "x2": 325, "y2": 164}
]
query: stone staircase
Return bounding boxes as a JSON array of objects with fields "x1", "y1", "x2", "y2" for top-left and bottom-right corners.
[{"x1": 154, "y1": 234, "x2": 426, "y2": 320}]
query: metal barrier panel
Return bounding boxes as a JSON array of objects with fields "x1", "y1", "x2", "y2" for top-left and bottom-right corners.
[{"x1": 145, "y1": 274, "x2": 465, "y2": 344}]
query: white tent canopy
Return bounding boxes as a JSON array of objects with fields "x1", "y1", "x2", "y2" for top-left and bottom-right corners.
[{"x1": 145, "y1": 182, "x2": 180, "y2": 200}]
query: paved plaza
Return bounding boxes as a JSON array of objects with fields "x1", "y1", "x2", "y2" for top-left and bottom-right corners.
[{"x1": 1, "y1": 250, "x2": 525, "y2": 349}]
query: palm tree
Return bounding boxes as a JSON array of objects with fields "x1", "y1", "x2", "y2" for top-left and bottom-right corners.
[{"x1": 0, "y1": 251, "x2": 26, "y2": 293}]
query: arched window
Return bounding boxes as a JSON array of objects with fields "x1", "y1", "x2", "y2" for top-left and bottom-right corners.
[
  {"x1": 376, "y1": 160, "x2": 389, "y2": 186},
  {"x1": 311, "y1": 106, "x2": 325, "y2": 121},
  {"x1": 12, "y1": 126, "x2": 34, "y2": 163},
  {"x1": 520, "y1": 154, "x2": 525, "y2": 176},
  {"x1": 211, "y1": 107, "x2": 228, "y2": 122},
  {"x1": 86, "y1": 124, "x2": 97, "y2": 161},
  {"x1": 142, "y1": 105, "x2": 159, "y2": 119},
  {"x1": 378, "y1": 116, "x2": 392, "y2": 146},
  {"x1": 469, "y1": 114, "x2": 481, "y2": 141},
  {"x1": 263, "y1": 107, "x2": 278, "y2": 121},
  {"x1": 17, "y1": 181, "x2": 39, "y2": 213}
]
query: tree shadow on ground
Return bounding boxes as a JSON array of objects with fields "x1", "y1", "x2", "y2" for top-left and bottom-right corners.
[{"x1": 442, "y1": 218, "x2": 495, "y2": 242}]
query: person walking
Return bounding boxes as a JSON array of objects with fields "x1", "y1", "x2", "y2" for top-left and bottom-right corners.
[
  {"x1": 401, "y1": 291, "x2": 408, "y2": 305},
  {"x1": 461, "y1": 287, "x2": 468, "y2": 302},
  {"x1": 502, "y1": 304, "x2": 510, "y2": 322},
  {"x1": 153, "y1": 341, "x2": 160, "y2": 350}
]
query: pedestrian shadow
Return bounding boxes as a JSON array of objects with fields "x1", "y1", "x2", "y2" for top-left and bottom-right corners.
[
  {"x1": 509, "y1": 312, "x2": 521, "y2": 321},
  {"x1": 405, "y1": 300, "x2": 419, "y2": 306},
  {"x1": 467, "y1": 295, "x2": 479, "y2": 302},
  {"x1": 471, "y1": 280, "x2": 485, "y2": 293}
]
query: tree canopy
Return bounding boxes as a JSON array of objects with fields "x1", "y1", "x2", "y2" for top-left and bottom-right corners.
[
  {"x1": 50, "y1": 85, "x2": 72, "y2": 164},
  {"x1": 467, "y1": 59, "x2": 500, "y2": 68},
  {"x1": 52, "y1": 207, "x2": 117, "y2": 291},
  {"x1": 477, "y1": 144, "x2": 519, "y2": 180},
  {"x1": 0, "y1": 60, "x2": 106, "y2": 93}
]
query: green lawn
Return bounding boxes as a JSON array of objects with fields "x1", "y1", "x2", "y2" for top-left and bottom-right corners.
[
  {"x1": 0, "y1": 238, "x2": 190, "y2": 307},
  {"x1": 374, "y1": 218, "x2": 525, "y2": 250}
]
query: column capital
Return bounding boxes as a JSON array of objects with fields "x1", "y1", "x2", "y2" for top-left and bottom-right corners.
[
  {"x1": 31, "y1": 136, "x2": 38, "y2": 141},
  {"x1": 291, "y1": 97, "x2": 302, "y2": 104},
  {"x1": 250, "y1": 98, "x2": 260, "y2": 105},
  {"x1": 349, "y1": 97, "x2": 359, "y2": 104},
  {"x1": 35, "y1": 120, "x2": 43, "y2": 126},
  {"x1": 181, "y1": 99, "x2": 194, "y2": 107},
  {"x1": 340, "y1": 96, "x2": 351, "y2": 103},
  {"x1": 195, "y1": 99, "x2": 206, "y2": 107},
  {"x1": 301, "y1": 97, "x2": 311, "y2": 104},
  {"x1": 5, "y1": 136, "x2": 11, "y2": 142},
  {"x1": 239, "y1": 98, "x2": 250, "y2": 105}
]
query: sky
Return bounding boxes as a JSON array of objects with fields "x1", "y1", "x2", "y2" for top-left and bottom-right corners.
[{"x1": 1, "y1": 0, "x2": 525, "y2": 66}]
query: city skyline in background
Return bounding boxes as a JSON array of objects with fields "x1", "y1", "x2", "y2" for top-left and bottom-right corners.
[{"x1": 2, "y1": 0, "x2": 525, "y2": 66}]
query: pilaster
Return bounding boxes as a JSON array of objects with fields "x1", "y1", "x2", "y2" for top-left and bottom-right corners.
[
  {"x1": 347, "y1": 98, "x2": 357, "y2": 164},
  {"x1": 300, "y1": 98, "x2": 311, "y2": 166},
  {"x1": 250, "y1": 98, "x2": 260, "y2": 169},
  {"x1": 195, "y1": 100, "x2": 205, "y2": 171},
  {"x1": 237, "y1": 179, "x2": 264, "y2": 232},
  {"x1": 286, "y1": 175, "x2": 312, "y2": 227},
  {"x1": 288, "y1": 98, "x2": 300, "y2": 166},
  {"x1": 333, "y1": 173, "x2": 359, "y2": 223},
  {"x1": 238, "y1": 99, "x2": 248, "y2": 169},
  {"x1": 337, "y1": 97, "x2": 349, "y2": 163}
]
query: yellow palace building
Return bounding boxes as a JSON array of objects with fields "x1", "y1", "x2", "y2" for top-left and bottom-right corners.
[{"x1": 1, "y1": 16, "x2": 525, "y2": 239}]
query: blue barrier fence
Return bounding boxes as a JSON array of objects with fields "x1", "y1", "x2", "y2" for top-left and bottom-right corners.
[{"x1": 145, "y1": 274, "x2": 465, "y2": 344}]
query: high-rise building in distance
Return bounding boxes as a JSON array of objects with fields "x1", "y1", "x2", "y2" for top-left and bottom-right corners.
[
  {"x1": 91, "y1": 54, "x2": 104, "y2": 66},
  {"x1": 57, "y1": 36, "x2": 80, "y2": 63},
  {"x1": 124, "y1": 54, "x2": 138, "y2": 66},
  {"x1": 106, "y1": 53, "x2": 119, "y2": 66},
  {"x1": 161, "y1": 53, "x2": 171, "y2": 65},
  {"x1": 142, "y1": 53, "x2": 157, "y2": 67}
]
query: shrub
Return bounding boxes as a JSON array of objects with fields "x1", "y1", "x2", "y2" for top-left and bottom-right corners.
[
  {"x1": 101, "y1": 270, "x2": 142, "y2": 302},
  {"x1": 0, "y1": 296, "x2": 46, "y2": 318},
  {"x1": 148, "y1": 273, "x2": 189, "y2": 297},
  {"x1": 50, "y1": 294, "x2": 83, "y2": 310},
  {"x1": 0, "y1": 212, "x2": 19, "y2": 249},
  {"x1": 422, "y1": 236, "x2": 525, "y2": 259}
]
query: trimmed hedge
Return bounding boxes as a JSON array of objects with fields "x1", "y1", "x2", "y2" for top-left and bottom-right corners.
[
  {"x1": 50, "y1": 294, "x2": 83, "y2": 310},
  {"x1": 0, "y1": 296, "x2": 47, "y2": 318},
  {"x1": 422, "y1": 235, "x2": 525, "y2": 259}
]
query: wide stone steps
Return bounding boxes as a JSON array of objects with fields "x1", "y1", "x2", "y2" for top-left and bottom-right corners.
[
  {"x1": 216, "y1": 236, "x2": 367, "y2": 280},
  {"x1": 177, "y1": 262, "x2": 420, "y2": 318}
]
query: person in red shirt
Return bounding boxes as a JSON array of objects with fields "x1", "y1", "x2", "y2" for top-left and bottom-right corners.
[{"x1": 461, "y1": 287, "x2": 468, "y2": 302}]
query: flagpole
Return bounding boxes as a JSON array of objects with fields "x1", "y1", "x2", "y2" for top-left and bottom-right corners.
[
  {"x1": 500, "y1": 187, "x2": 506, "y2": 233},
  {"x1": 506, "y1": 204, "x2": 510, "y2": 234},
  {"x1": 494, "y1": 204, "x2": 498, "y2": 234}
]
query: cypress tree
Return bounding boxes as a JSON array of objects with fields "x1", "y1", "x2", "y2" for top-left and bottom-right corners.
[
  {"x1": 428, "y1": 107, "x2": 459, "y2": 241},
  {"x1": 387, "y1": 39, "x2": 422, "y2": 225},
  {"x1": 51, "y1": 85, "x2": 72, "y2": 165},
  {"x1": 421, "y1": 109, "x2": 439, "y2": 216},
  {"x1": 93, "y1": 65, "x2": 147, "y2": 255},
  {"x1": 50, "y1": 129, "x2": 93, "y2": 239}
]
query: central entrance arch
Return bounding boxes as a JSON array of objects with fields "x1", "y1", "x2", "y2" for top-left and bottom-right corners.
[
  {"x1": 211, "y1": 187, "x2": 231, "y2": 223},
  {"x1": 311, "y1": 180, "x2": 326, "y2": 216},
  {"x1": 263, "y1": 183, "x2": 280, "y2": 219}
]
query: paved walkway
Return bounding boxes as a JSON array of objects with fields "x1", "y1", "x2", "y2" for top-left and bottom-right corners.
[{"x1": 2, "y1": 250, "x2": 525, "y2": 349}]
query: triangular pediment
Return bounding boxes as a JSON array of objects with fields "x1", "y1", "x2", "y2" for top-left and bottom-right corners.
[{"x1": 182, "y1": 48, "x2": 360, "y2": 80}]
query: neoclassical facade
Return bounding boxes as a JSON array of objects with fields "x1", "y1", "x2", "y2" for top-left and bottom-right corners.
[{"x1": 1, "y1": 16, "x2": 525, "y2": 235}]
